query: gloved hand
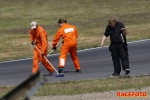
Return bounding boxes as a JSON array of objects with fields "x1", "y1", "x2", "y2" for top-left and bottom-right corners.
[
  {"x1": 52, "y1": 47, "x2": 57, "y2": 50},
  {"x1": 41, "y1": 54, "x2": 44, "y2": 57},
  {"x1": 31, "y1": 42, "x2": 35, "y2": 45}
]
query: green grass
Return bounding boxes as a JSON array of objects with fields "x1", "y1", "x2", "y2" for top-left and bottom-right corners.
[
  {"x1": 0, "y1": 75, "x2": 150, "y2": 97},
  {"x1": 0, "y1": 0, "x2": 150, "y2": 61},
  {"x1": 35, "y1": 76, "x2": 150, "y2": 96}
]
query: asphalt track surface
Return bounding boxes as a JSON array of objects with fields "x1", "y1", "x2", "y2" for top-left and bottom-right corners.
[{"x1": 0, "y1": 39, "x2": 149, "y2": 86}]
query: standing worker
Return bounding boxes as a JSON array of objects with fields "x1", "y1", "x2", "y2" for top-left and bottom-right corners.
[
  {"x1": 29, "y1": 21, "x2": 54, "y2": 75},
  {"x1": 101, "y1": 17, "x2": 130, "y2": 76},
  {"x1": 52, "y1": 19, "x2": 81, "y2": 73}
]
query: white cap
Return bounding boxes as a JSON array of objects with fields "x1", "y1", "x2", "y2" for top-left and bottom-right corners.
[{"x1": 31, "y1": 21, "x2": 37, "y2": 29}]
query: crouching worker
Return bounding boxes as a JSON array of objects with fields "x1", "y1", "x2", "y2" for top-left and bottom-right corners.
[
  {"x1": 52, "y1": 19, "x2": 81, "y2": 73},
  {"x1": 29, "y1": 21, "x2": 54, "y2": 75}
]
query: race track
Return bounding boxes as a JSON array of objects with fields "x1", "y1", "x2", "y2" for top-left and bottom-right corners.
[{"x1": 0, "y1": 39, "x2": 150, "y2": 86}]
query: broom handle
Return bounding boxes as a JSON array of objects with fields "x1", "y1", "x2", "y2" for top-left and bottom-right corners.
[
  {"x1": 47, "y1": 41, "x2": 63, "y2": 56},
  {"x1": 39, "y1": 41, "x2": 63, "y2": 65},
  {"x1": 35, "y1": 45, "x2": 59, "y2": 74}
]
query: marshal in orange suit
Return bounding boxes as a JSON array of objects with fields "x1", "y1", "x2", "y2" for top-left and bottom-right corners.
[
  {"x1": 29, "y1": 21, "x2": 54, "y2": 75},
  {"x1": 52, "y1": 19, "x2": 81, "y2": 73}
]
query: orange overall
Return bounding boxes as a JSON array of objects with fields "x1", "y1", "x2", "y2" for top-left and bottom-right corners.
[
  {"x1": 30, "y1": 26, "x2": 54, "y2": 73},
  {"x1": 52, "y1": 23, "x2": 81, "y2": 70}
]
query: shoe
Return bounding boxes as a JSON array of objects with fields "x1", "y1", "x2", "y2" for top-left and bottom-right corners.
[
  {"x1": 29, "y1": 73, "x2": 36, "y2": 76},
  {"x1": 110, "y1": 73, "x2": 120, "y2": 77},
  {"x1": 125, "y1": 69, "x2": 130, "y2": 75},
  {"x1": 49, "y1": 70, "x2": 54, "y2": 76},
  {"x1": 58, "y1": 68, "x2": 63, "y2": 73},
  {"x1": 76, "y1": 69, "x2": 81, "y2": 73}
]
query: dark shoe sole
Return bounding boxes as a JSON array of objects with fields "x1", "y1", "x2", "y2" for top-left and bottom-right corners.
[
  {"x1": 49, "y1": 70, "x2": 54, "y2": 76},
  {"x1": 29, "y1": 73, "x2": 36, "y2": 76},
  {"x1": 110, "y1": 73, "x2": 120, "y2": 77},
  {"x1": 125, "y1": 69, "x2": 130, "y2": 75},
  {"x1": 76, "y1": 69, "x2": 81, "y2": 73},
  {"x1": 58, "y1": 68, "x2": 63, "y2": 73}
]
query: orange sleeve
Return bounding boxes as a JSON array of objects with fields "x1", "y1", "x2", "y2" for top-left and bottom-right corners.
[
  {"x1": 39, "y1": 29, "x2": 48, "y2": 54},
  {"x1": 29, "y1": 30, "x2": 35, "y2": 42},
  {"x1": 52, "y1": 29, "x2": 61, "y2": 47}
]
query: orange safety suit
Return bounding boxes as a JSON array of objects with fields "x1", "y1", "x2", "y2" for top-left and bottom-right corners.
[
  {"x1": 30, "y1": 25, "x2": 54, "y2": 74},
  {"x1": 52, "y1": 23, "x2": 81, "y2": 70}
]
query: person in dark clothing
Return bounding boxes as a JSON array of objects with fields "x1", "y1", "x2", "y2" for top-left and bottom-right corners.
[{"x1": 101, "y1": 17, "x2": 130, "y2": 76}]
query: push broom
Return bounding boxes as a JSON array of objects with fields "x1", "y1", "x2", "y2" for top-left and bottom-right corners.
[{"x1": 35, "y1": 44, "x2": 64, "y2": 77}]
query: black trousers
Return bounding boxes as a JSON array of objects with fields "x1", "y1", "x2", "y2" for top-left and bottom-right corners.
[{"x1": 109, "y1": 43, "x2": 129, "y2": 74}]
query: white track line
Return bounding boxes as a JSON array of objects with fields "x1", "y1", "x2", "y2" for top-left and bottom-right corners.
[
  {"x1": 79, "y1": 39, "x2": 150, "y2": 51},
  {"x1": 0, "y1": 39, "x2": 150, "y2": 64}
]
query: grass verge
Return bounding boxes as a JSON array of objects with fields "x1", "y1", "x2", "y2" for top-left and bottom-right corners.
[{"x1": 0, "y1": 75, "x2": 150, "y2": 97}]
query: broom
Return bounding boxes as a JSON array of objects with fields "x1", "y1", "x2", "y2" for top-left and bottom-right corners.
[{"x1": 35, "y1": 45, "x2": 64, "y2": 77}]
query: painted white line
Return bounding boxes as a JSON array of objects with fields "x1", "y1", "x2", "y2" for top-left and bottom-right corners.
[
  {"x1": 78, "y1": 39, "x2": 150, "y2": 52},
  {"x1": 0, "y1": 39, "x2": 150, "y2": 64},
  {"x1": 0, "y1": 58, "x2": 33, "y2": 63},
  {"x1": 128, "y1": 39, "x2": 150, "y2": 43}
]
